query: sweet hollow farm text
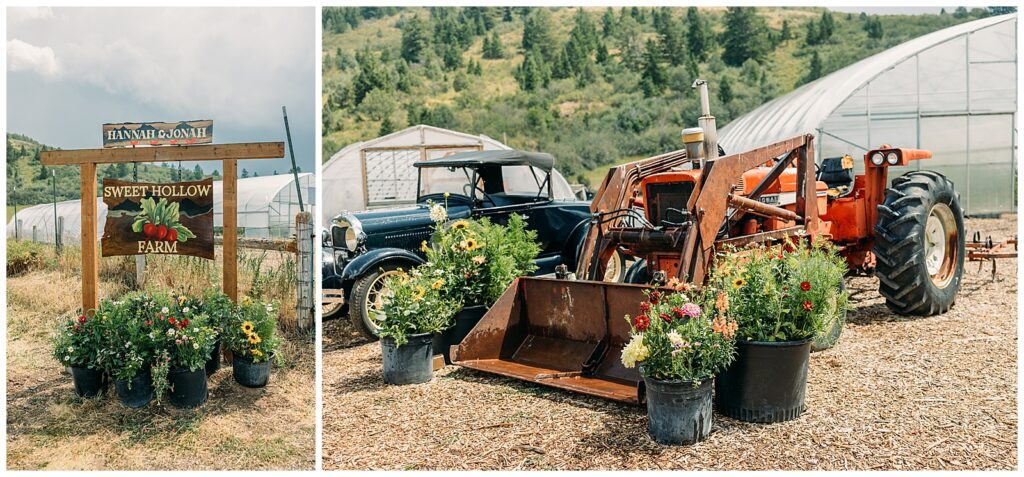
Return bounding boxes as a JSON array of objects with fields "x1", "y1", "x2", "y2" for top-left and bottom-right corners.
[
  {"x1": 103, "y1": 183, "x2": 213, "y2": 199},
  {"x1": 101, "y1": 178, "x2": 215, "y2": 259}
]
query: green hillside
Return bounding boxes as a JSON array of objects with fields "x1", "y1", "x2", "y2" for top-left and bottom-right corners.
[
  {"x1": 6, "y1": 133, "x2": 224, "y2": 211},
  {"x1": 323, "y1": 6, "x2": 998, "y2": 186}
]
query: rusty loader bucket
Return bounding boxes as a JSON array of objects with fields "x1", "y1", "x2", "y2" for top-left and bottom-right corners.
[{"x1": 451, "y1": 277, "x2": 651, "y2": 404}]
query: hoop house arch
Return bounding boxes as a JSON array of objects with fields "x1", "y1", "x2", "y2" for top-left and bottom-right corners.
[
  {"x1": 719, "y1": 13, "x2": 1017, "y2": 216},
  {"x1": 212, "y1": 173, "x2": 315, "y2": 238},
  {"x1": 6, "y1": 197, "x2": 105, "y2": 244}
]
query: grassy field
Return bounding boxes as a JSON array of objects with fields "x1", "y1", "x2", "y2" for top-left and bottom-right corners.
[
  {"x1": 6, "y1": 244, "x2": 315, "y2": 470},
  {"x1": 323, "y1": 216, "x2": 1017, "y2": 470}
]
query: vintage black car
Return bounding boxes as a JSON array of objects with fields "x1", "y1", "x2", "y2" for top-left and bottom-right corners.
[{"x1": 322, "y1": 149, "x2": 623, "y2": 339}]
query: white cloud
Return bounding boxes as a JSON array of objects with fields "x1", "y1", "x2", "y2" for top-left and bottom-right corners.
[
  {"x1": 7, "y1": 7, "x2": 54, "y2": 23},
  {"x1": 6, "y1": 39, "x2": 61, "y2": 78}
]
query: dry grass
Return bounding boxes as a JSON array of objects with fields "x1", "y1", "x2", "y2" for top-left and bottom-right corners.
[
  {"x1": 6, "y1": 248, "x2": 315, "y2": 470},
  {"x1": 322, "y1": 216, "x2": 1017, "y2": 470}
]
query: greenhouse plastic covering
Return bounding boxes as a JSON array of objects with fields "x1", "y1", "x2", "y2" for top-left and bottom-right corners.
[
  {"x1": 7, "y1": 173, "x2": 315, "y2": 244},
  {"x1": 719, "y1": 13, "x2": 1017, "y2": 215}
]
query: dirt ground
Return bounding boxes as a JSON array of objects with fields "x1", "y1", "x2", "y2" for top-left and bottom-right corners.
[
  {"x1": 6, "y1": 253, "x2": 316, "y2": 470},
  {"x1": 322, "y1": 216, "x2": 1017, "y2": 470}
]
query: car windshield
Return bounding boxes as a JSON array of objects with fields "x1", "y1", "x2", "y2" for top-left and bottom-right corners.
[{"x1": 418, "y1": 166, "x2": 478, "y2": 197}]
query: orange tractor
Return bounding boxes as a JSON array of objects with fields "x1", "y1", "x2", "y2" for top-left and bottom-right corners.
[{"x1": 452, "y1": 80, "x2": 978, "y2": 403}]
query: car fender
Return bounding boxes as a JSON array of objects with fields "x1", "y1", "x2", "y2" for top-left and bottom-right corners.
[
  {"x1": 340, "y1": 248, "x2": 426, "y2": 282},
  {"x1": 562, "y1": 218, "x2": 592, "y2": 271}
]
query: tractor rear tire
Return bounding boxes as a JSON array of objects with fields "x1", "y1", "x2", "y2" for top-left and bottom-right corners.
[{"x1": 873, "y1": 171, "x2": 965, "y2": 316}]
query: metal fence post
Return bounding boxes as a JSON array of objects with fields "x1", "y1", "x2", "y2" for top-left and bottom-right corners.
[{"x1": 295, "y1": 211, "x2": 314, "y2": 333}]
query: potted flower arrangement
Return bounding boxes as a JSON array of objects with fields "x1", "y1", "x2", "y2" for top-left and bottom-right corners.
[
  {"x1": 422, "y1": 203, "x2": 539, "y2": 363},
  {"x1": 621, "y1": 286, "x2": 738, "y2": 445},
  {"x1": 223, "y1": 298, "x2": 282, "y2": 388},
  {"x1": 375, "y1": 267, "x2": 459, "y2": 384},
  {"x1": 52, "y1": 311, "x2": 106, "y2": 398},
  {"x1": 96, "y1": 294, "x2": 156, "y2": 408},
  {"x1": 200, "y1": 289, "x2": 235, "y2": 375},
  {"x1": 148, "y1": 294, "x2": 217, "y2": 408},
  {"x1": 711, "y1": 240, "x2": 848, "y2": 423}
]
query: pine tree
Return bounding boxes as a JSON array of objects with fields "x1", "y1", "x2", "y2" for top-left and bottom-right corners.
[
  {"x1": 802, "y1": 51, "x2": 823, "y2": 84},
  {"x1": 864, "y1": 16, "x2": 884, "y2": 39},
  {"x1": 241, "y1": 168, "x2": 250, "y2": 179},
  {"x1": 353, "y1": 48, "x2": 393, "y2": 104},
  {"x1": 442, "y1": 43, "x2": 463, "y2": 71},
  {"x1": 192, "y1": 164, "x2": 203, "y2": 179},
  {"x1": 819, "y1": 10, "x2": 835, "y2": 42},
  {"x1": 400, "y1": 15, "x2": 429, "y2": 63},
  {"x1": 718, "y1": 76, "x2": 734, "y2": 104},
  {"x1": 657, "y1": 11, "x2": 686, "y2": 66},
  {"x1": 686, "y1": 7, "x2": 710, "y2": 62},
  {"x1": 601, "y1": 7, "x2": 616, "y2": 38},
  {"x1": 722, "y1": 7, "x2": 770, "y2": 67},
  {"x1": 780, "y1": 20, "x2": 792, "y2": 42},
  {"x1": 640, "y1": 39, "x2": 666, "y2": 97},
  {"x1": 804, "y1": 19, "x2": 820, "y2": 46},
  {"x1": 483, "y1": 30, "x2": 505, "y2": 59},
  {"x1": 516, "y1": 47, "x2": 551, "y2": 91},
  {"x1": 596, "y1": 41, "x2": 609, "y2": 64},
  {"x1": 522, "y1": 9, "x2": 557, "y2": 62},
  {"x1": 379, "y1": 116, "x2": 396, "y2": 136}
]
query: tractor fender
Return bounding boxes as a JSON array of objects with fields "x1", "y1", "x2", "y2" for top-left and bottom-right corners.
[{"x1": 340, "y1": 248, "x2": 426, "y2": 283}]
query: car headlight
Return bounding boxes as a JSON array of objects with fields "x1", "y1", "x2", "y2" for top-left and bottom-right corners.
[
  {"x1": 344, "y1": 227, "x2": 359, "y2": 251},
  {"x1": 870, "y1": 152, "x2": 885, "y2": 166},
  {"x1": 333, "y1": 215, "x2": 364, "y2": 252},
  {"x1": 886, "y1": 151, "x2": 899, "y2": 165}
]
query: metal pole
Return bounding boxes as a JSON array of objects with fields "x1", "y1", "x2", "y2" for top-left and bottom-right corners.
[
  {"x1": 52, "y1": 169, "x2": 60, "y2": 253},
  {"x1": 282, "y1": 106, "x2": 305, "y2": 212},
  {"x1": 12, "y1": 179, "x2": 18, "y2": 241}
]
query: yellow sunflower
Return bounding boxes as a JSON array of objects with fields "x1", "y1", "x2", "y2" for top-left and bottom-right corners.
[
  {"x1": 248, "y1": 333, "x2": 262, "y2": 345},
  {"x1": 420, "y1": 240, "x2": 429, "y2": 252},
  {"x1": 251, "y1": 348, "x2": 264, "y2": 357},
  {"x1": 412, "y1": 286, "x2": 426, "y2": 301},
  {"x1": 465, "y1": 238, "x2": 481, "y2": 250},
  {"x1": 451, "y1": 220, "x2": 470, "y2": 230},
  {"x1": 241, "y1": 321, "x2": 255, "y2": 333},
  {"x1": 431, "y1": 278, "x2": 444, "y2": 290},
  {"x1": 732, "y1": 277, "x2": 747, "y2": 289}
]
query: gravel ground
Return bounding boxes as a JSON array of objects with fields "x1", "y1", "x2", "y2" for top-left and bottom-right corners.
[{"x1": 322, "y1": 216, "x2": 1017, "y2": 470}]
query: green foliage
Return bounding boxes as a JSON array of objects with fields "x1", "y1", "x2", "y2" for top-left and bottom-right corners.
[
  {"x1": 712, "y1": 240, "x2": 849, "y2": 343},
  {"x1": 6, "y1": 240, "x2": 46, "y2": 276},
  {"x1": 400, "y1": 15, "x2": 429, "y2": 63},
  {"x1": 222, "y1": 298, "x2": 283, "y2": 364},
  {"x1": 482, "y1": 30, "x2": 505, "y2": 59},
  {"x1": 721, "y1": 7, "x2": 770, "y2": 67},
  {"x1": 621, "y1": 287, "x2": 737, "y2": 383}
]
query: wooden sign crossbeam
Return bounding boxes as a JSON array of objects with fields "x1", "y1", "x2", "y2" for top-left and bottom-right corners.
[{"x1": 40, "y1": 142, "x2": 285, "y2": 311}]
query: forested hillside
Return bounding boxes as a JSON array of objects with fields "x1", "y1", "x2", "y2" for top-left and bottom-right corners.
[
  {"x1": 322, "y1": 6, "x2": 1003, "y2": 185},
  {"x1": 6, "y1": 133, "x2": 226, "y2": 208}
]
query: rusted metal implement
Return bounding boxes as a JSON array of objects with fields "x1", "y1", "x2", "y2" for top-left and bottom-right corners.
[{"x1": 967, "y1": 232, "x2": 1018, "y2": 278}]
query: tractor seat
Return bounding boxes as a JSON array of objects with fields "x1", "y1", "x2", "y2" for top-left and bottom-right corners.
[{"x1": 817, "y1": 155, "x2": 855, "y2": 198}]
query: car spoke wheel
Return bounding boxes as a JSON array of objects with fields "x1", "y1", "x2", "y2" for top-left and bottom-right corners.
[
  {"x1": 349, "y1": 264, "x2": 404, "y2": 340},
  {"x1": 603, "y1": 249, "x2": 625, "y2": 282},
  {"x1": 322, "y1": 302, "x2": 345, "y2": 320}
]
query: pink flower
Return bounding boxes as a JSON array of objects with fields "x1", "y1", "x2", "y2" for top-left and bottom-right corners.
[{"x1": 680, "y1": 303, "x2": 701, "y2": 318}]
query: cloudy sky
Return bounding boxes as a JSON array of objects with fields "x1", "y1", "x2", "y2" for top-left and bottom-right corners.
[{"x1": 6, "y1": 7, "x2": 315, "y2": 177}]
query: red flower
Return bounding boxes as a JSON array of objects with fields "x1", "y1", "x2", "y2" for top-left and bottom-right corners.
[
  {"x1": 672, "y1": 307, "x2": 685, "y2": 319},
  {"x1": 182, "y1": 319, "x2": 189, "y2": 327},
  {"x1": 639, "y1": 302, "x2": 651, "y2": 313},
  {"x1": 802, "y1": 300, "x2": 813, "y2": 311},
  {"x1": 800, "y1": 281, "x2": 811, "y2": 292},
  {"x1": 144, "y1": 320, "x2": 153, "y2": 326},
  {"x1": 634, "y1": 314, "x2": 650, "y2": 331},
  {"x1": 78, "y1": 315, "x2": 87, "y2": 324},
  {"x1": 73, "y1": 324, "x2": 81, "y2": 332},
  {"x1": 660, "y1": 312, "x2": 672, "y2": 323},
  {"x1": 649, "y1": 291, "x2": 661, "y2": 304},
  {"x1": 168, "y1": 317, "x2": 176, "y2": 325}
]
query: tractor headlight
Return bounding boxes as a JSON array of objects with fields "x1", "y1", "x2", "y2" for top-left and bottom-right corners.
[
  {"x1": 870, "y1": 152, "x2": 885, "y2": 166},
  {"x1": 886, "y1": 151, "x2": 899, "y2": 165}
]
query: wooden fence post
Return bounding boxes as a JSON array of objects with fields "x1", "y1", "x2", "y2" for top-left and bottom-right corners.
[
  {"x1": 295, "y1": 211, "x2": 314, "y2": 333},
  {"x1": 223, "y1": 159, "x2": 238, "y2": 302},
  {"x1": 81, "y1": 163, "x2": 99, "y2": 312}
]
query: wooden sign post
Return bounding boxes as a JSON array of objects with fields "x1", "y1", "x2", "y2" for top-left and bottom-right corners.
[{"x1": 41, "y1": 142, "x2": 284, "y2": 310}]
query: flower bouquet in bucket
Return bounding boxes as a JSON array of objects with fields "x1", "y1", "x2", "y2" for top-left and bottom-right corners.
[
  {"x1": 621, "y1": 284, "x2": 738, "y2": 445},
  {"x1": 223, "y1": 298, "x2": 283, "y2": 388},
  {"x1": 711, "y1": 240, "x2": 848, "y2": 423},
  {"x1": 52, "y1": 312, "x2": 107, "y2": 398}
]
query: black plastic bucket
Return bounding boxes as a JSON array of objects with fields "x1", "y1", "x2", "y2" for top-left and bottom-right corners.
[
  {"x1": 714, "y1": 338, "x2": 812, "y2": 423},
  {"x1": 167, "y1": 367, "x2": 208, "y2": 408},
  {"x1": 432, "y1": 305, "x2": 487, "y2": 364},
  {"x1": 114, "y1": 370, "x2": 154, "y2": 408},
  {"x1": 205, "y1": 340, "x2": 222, "y2": 376},
  {"x1": 381, "y1": 333, "x2": 434, "y2": 385},
  {"x1": 70, "y1": 367, "x2": 106, "y2": 398},
  {"x1": 643, "y1": 376, "x2": 713, "y2": 445},
  {"x1": 232, "y1": 353, "x2": 272, "y2": 388}
]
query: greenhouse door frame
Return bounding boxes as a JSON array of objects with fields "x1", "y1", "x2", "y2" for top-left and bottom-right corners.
[{"x1": 40, "y1": 142, "x2": 285, "y2": 312}]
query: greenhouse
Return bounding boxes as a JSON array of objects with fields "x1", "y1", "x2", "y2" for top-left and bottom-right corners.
[
  {"x1": 719, "y1": 13, "x2": 1017, "y2": 216},
  {"x1": 7, "y1": 173, "x2": 315, "y2": 244}
]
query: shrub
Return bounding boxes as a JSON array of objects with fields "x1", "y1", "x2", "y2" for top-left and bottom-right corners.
[
  {"x1": 711, "y1": 239, "x2": 848, "y2": 342},
  {"x1": 621, "y1": 285, "x2": 737, "y2": 383},
  {"x1": 7, "y1": 240, "x2": 47, "y2": 276}
]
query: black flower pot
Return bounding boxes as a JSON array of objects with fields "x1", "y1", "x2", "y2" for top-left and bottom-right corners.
[
  {"x1": 205, "y1": 340, "x2": 222, "y2": 376},
  {"x1": 167, "y1": 367, "x2": 208, "y2": 408},
  {"x1": 643, "y1": 376, "x2": 713, "y2": 445},
  {"x1": 381, "y1": 333, "x2": 433, "y2": 385},
  {"x1": 714, "y1": 338, "x2": 812, "y2": 423},
  {"x1": 114, "y1": 370, "x2": 154, "y2": 408},
  {"x1": 70, "y1": 367, "x2": 106, "y2": 398},
  {"x1": 432, "y1": 305, "x2": 487, "y2": 364},
  {"x1": 232, "y1": 353, "x2": 272, "y2": 388}
]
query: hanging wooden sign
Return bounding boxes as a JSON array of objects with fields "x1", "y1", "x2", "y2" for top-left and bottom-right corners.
[
  {"x1": 102, "y1": 120, "x2": 213, "y2": 148},
  {"x1": 101, "y1": 178, "x2": 215, "y2": 259}
]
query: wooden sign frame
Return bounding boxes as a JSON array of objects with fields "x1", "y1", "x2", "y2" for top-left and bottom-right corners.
[{"x1": 41, "y1": 142, "x2": 284, "y2": 309}]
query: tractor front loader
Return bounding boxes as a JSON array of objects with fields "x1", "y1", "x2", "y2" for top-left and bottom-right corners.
[{"x1": 453, "y1": 80, "x2": 970, "y2": 404}]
